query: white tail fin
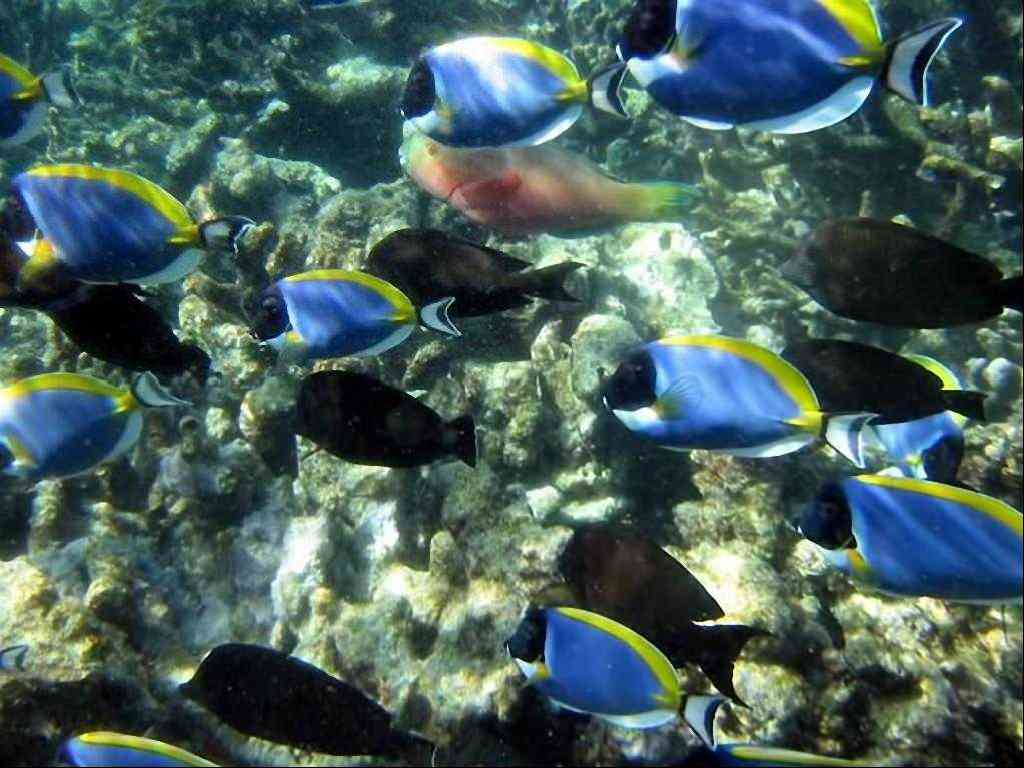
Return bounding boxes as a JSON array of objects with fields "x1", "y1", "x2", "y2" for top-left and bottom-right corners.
[
  {"x1": 682, "y1": 694, "x2": 727, "y2": 748},
  {"x1": 589, "y1": 62, "x2": 629, "y2": 118},
  {"x1": 131, "y1": 372, "x2": 192, "y2": 408},
  {"x1": 198, "y1": 216, "x2": 256, "y2": 254},
  {"x1": 420, "y1": 297, "x2": 461, "y2": 337},
  {"x1": 884, "y1": 18, "x2": 963, "y2": 106},
  {"x1": 41, "y1": 69, "x2": 80, "y2": 109},
  {"x1": 824, "y1": 413, "x2": 876, "y2": 468}
]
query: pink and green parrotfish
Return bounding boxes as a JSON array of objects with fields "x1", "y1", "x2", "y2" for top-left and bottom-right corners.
[{"x1": 399, "y1": 131, "x2": 700, "y2": 237}]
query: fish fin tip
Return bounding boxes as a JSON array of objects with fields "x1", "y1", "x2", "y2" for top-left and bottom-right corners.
[
  {"x1": 942, "y1": 390, "x2": 987, "y2": 422},
  {"x1": 420, "y1": 297, "x2": 461, "y2": 337},
  {"x1": 997, "y1": 275, "x2": 1023, "y2": 313},
  {"x1": 746, "y1": 76, "x2": 874, "y2": 133},
  {"x1": 448, "y1": 414, "x2": 477, "y2": 467},
  {"x1": 823, "y1": 412, "x2": 877, "y2": 468},
  {"x1": 588, "y1": 61, "x2": 629, "y2": 118},
  {"x1": 41, "y1": 68, "x2": 79, "y2": 108},
  {"x1": 884, "y1": 17, "x2": 963, "y2": 106},
  {"x1": 681, "y1": 694, "x2": 727, "y2": 748},
  {"x1": 513, "y1": 261, "x2": 585, "y2": 303},
  {"x1": 130, "y1": 372, "x2": 191, "y2": 409}
]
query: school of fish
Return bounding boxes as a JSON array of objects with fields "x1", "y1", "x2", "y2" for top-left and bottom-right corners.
[{"x1": 1, "y1": 0, "x2": 1021, "y2": 766}]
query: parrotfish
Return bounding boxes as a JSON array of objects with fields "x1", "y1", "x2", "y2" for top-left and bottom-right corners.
[
  {"x1": 11, "y1": 164, "x2": 253, "y2": 285},
  {"x1": 617, "y1": 0, "x2": 962, "y2": 133},
  {"x1": 0, "y1": 371, "x2": 189, "y2": 482},
  {"x1": 60, "y1": 733, "x2": 216, "y2": 767},
  {"x1": 180, "y1": 643, "x2": 434, "y2": 760},
  {"x1": 366, "y1": 228, "x2": 582, "y2": 316},
  {"x1": 401, "y1": 36, "x2": 625, "y2": 148},
  {"x1": 781, "y1": 339, "x2": 986, "y2": 425},
  {"x1": 603, "y1": 335, "x2": 875, "y2": 466},
  {"x1": 870, "y1": 355, "x2": 965, "y2": 483},
  {"x1": 295, "y1": 370, "x2": 476, "y2": 467},
  {"x1": 799, "y1": 474, "x2": 1023, "y2": 603},
  {"x1": 249, "y1": 269, "x2": 460, "y2": 363},
  {"x1": 0, "y1": 644, "x2": 28, "y2": 671},
  {"x1": 554, "y1": 525, "x2": 768, "y2": 704},
  {"x1": 782, "y1": 218, "x2": 1023, "y2": 328},
  {"x1": 678, "y1": 695, "x2": 881, "y2": 766},
  {"x1": 506, "y1": 606, "x2": 684, "y2": 729},
  {"x1": 400, "y1": 131, "x2": 700, "y2": 236},
  {"x1": 1, "y1": 52, "x2": 78, "y2": 146}
]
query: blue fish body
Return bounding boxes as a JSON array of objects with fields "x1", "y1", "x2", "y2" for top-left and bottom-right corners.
[
  {"x1": 0, "y1": 53, "x2": 45, "y2": 145},
  {"x1": 62, "y1": 733, "x2": 215, "y2": 767},
  {"x1": 608, "y1": 336, "x2": 825, "y2": 458},
  {"x1": 816, "y1": 475, "x2": 1023, "y2": 603},
  {"x1": 404, "y1": 37, "x2": 588, "y2": 148},
  {"x1": 12, "y1": 165, "x2": 202, "y2": 284},
  {"x1": 267, "y1": 270, "x2": 418, "y2": 362},
  {"x1": 621, "y1": 0, "x2": 961, "y2": 133},
  {"x1": 0, "y1": 374, "x2": 144, "y2": 481},
  {"x1": 514, "y1": 607, "x2": 680, "y2": 729}
]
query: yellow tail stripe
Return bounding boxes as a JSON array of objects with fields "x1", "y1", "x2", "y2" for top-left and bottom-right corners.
[
  {"x1": 0, "y1": 53, "x2": 39, "y2": 90},
  {"x1": 488, "y1": 38, "x2": 582, "y2": 91},
  {"x1": 2, "y1": 373, "x2": 128, "y2": 403},
  {"x1": 855, "y1": 474, "x2": 1023, "y2": 537},
  {"x1": 25, "y1": 165, "x2": 196, "y2": 236},
  {"x1": 818, "y1": 0, "x2": 883, "y2": 54},
  {"x1": 659, "y1": 335, "x2": 822, "y2": 419},
  {"x1": 284, "y1": 269, "x2": 416, "y2": 324},
  {"x1": 77, "y1": 733, "x2": 217, "y2": 767},
  {"x1": 554, "y1": 607, "x2": 680, "y2": 706}
]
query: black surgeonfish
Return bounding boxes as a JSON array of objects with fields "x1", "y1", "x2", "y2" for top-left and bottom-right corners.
[
  {"x1": 782, "y1": 340, "x2": 987, "y2": 425},
  {"x1": 365, "y1": 228, "x2": 584, "y2": 318},
  {"x1": 782, "y1": 218, "x2": 1024, "y2": 328},
  {"x1": 180, "y1": 643, "x2": 433, "y2": 760},
  {"x1": 554, "y1": 525, "x2": 768, "y2": 705},
  {"x1": 295, "y1": 370, "x2": 476, "y2": 468},
  {"x1": 46, "y1": 284, "x2": 211, "y2": 385}
]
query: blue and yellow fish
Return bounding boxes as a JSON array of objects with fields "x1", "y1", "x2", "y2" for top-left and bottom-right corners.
[
  {"x1": 0, "y1": 372, "x2": 189, "y2": 482},
  {"x1": 870, "y1": 355, "x2": 966, "y2": 483},
  {"x1": 249, "y1": 269, "x2": 461, "y2": 363},
  {"x1": 617, "y1": 0, "x2": 962, "y2": 133},
  {"x1": 11, "y1": 164, "x2": 253, "y2": 285},
  {"x1": 602, "y1": 335, "x2": 874, "y2": 466},
  {"x1": 0, "y1": 644, "x2": 28, "y2": 671},
  {"x1": 401, "y1": 36, "x2": 626, "y2": 148},
  {"x1": 1, "y1": 52, "x2": 78, "y2": 146},
  {"x1": 60, "y1": 732, "x2": 217, "y2": 767},
  {"x1": 799, "y1": 474, "x2": 1023, "y2": 603},
  {"x1": 679, "y1": 695, "x2": 881, "y2": 766},
  {"x1": 506, "y1": 606, "x2": 683, "y2": 729}
]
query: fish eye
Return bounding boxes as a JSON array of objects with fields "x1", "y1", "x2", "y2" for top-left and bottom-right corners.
[
  {"x1": 622, "y1": 0, "x2": 678, "y2": 59},
  {"x1": 401, "y1": 59, "x2": 437, "y2": 119}
]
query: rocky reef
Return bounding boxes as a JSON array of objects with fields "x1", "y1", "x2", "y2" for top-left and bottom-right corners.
[{"x1": 1, "y1": 0, "x2": 1021, "y2": 766}]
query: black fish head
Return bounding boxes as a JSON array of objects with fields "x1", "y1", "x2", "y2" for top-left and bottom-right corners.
[
  {"x1": 249, "y1": 284, "x2": 289, "y2": 341},
  {"x1": 0, "y1": 441, "x2": 13, "y2": 473},
  {"x1": 922, "y1": 433, "x2": 964, "y2": 483},
  {"x1": 620, "y1": 0, "x2": 678, "y2": 60},
  {"x1": 602, "y1": 350, "x2": 657, "y2": 412},
  {"x1": 401, "y1": 57, "x2": 437, "y2": 119},
  {"x1": 799, "y1": 482, "x2": 854, "y2": 550},
  {"x1": 505, "y1": 608, "x2": 547, "y2": 662}
]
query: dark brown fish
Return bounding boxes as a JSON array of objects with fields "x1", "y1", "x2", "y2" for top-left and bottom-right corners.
[
  {"x1": 555, "y1": 525, "x2": 768, "y2": 705},
  {"x1": 296, "y1": 370, "x2": 476, "y2": 467},
  {"x1": 180, "y1": 643, "x2": 433, "y2": 760},
  {"x1": 782, "y1": 218, "x2": 1023, "y2": 328},
  {"x1": 46, "y1": 284, "x2": 210, "y2": 385},
  {"x1": 366, "y1": 228, "x2": 583, "y2": 317},
  {"x1": 782, "y1": 339, "x2": 986, "y2": 425}
]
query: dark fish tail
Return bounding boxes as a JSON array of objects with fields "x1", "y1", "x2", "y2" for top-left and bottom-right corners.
[
  {"x1": 507, "y1": 262, "x2": 585, "y2": 303},
  {"x1": 447, "y1": 414, "x2": 477, "y2": 467},
  {"x1": 690, "y1": 624, "x2": 770, "y2": 706},
  {"x1": 386, "y1": 728, "x2": 436, "y2": 764},
  {"x1": 942, "y1": 390, "x2": 987, "y2": 422},
  {"x1": 883, "y1": 18, "x2": 962, "y2": 106},
  {"x1": 996, "y1": 275, "x2": 1023, "y2": 313}
]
